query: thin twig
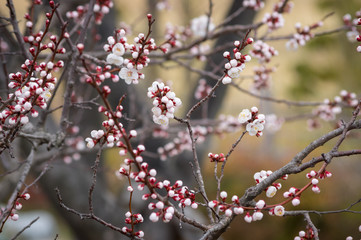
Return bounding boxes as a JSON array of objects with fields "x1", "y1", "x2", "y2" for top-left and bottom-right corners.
[{"x1": 10, "y1": 217, "x2": 40, "y2": 240}]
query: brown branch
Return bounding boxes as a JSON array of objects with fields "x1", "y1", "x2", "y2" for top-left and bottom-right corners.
[
  {"x1": 60, "y1": 0, "x2": 96, "y2": 131},
  {"x1": 239, "y1": 118, "x2": 361, "y2": 205},
  {"x1": 216, "y1": 130, "x2": 247, "y2": 199},
  {"x1": 0, "y1": 147, "x2": 36, "y2": 231},
  {"x1": 10, "y1": 217, "x2": 39, "y2": 240},
  {"x1": 5, "y1": 0, "x2": 31, "y2": 60}
]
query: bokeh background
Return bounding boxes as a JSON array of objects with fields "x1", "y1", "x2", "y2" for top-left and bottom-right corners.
[{"x1": 1, "y1": 0, "x2": 361, "y2": 239}]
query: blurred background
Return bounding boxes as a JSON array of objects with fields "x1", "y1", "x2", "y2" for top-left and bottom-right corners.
[{"x1": 1, "y1": 0, "x2": 361, "y2": 239}]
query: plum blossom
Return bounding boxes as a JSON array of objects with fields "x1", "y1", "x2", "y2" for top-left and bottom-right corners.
[
  {"x1": 106, "y1": 53, "x2": 124, "y2": 66},
  {"x1": 274, "y1": 205, "x2": 285, "y2": 216},
  {"x1": 238, "y1": 107, "x2": 266, "y2": 137},
  {"x1": 147, "y1": 81, "x2": 182, "y2": 126},
  {"x1": 238, "y1": 109, "x2": 252, "y2": 123},
  {"x1": 119, "y1": 67, "x2": 139, "y2": 84}
]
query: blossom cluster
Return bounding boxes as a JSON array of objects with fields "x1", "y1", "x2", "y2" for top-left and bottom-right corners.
[
  {"x1": 116, "y1": 146, "x2": 165, "y2": 237},
  {"x1": 254, "y1": 170, "x2": 286, "y2": 198},
  {"x1": 208, "y1": 194, "x2": 285, "y2": 224},
  {"x1": 252, "y1": 65, "x2": 276, "y2": 91},
  {"x1": 308, "y1": 90, "x2": 359, "y2": 129},
  {"x1": 104, "y1": 25, "x2": 159, "y2": 85},
  {"x1": 208, "y1": 152, "x2": 226, "y2": 162},
  {"x1": 286, "y1": 21, "x2": 323, "y2": 51},
  {"x1": 147, "y1": 81, "x2": 182, "y2": 126},
  {"x1": 85, "y1": 103, "x2": 125, "y2": 149},
  {"x1": 343, "y1": 10, "x2": 361, "y2": 52},
  {"x1": 121, "y1": 160, "x2": 164, "y2": 191},
  {"x1": 262, "y1": 11, "x2": 285, "y2": 31},
  {"x1": 222, "y1": 39, "x2": 253, "y2": 84},
  {"x1": 157, "y1": 14, "x2": 214, "y2": 52},
  {"x1": 156, "y1": 110, "x2": 279, "y2": 161},
  {"x1": 163, "y1": 23, "x2": 185, "y2": 49},
  {"x1": 1, "y1": 193, "x2": 31, "y2": 222},
  {"x1": 66, "y1": 0, "x2": 113, "y2": 25},
  {"x1": 238, "y1": 107, "x2": 266, "y2": 136},
  {"x1": 147, "y1": 180, "x2": 197, "y2": 223},
  {"x1": 1, "y1": 2, "x2": 65, "y2": 132},
  {"x1": 250, "y1": 40, "x2": 278, "y2": 63},
  {"x1": 122, "y1": 211, "x2": 144, "y2": 238}
]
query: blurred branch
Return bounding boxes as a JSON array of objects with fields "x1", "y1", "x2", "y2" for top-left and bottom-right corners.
[
  {"x1": 5, "y1": 0, "x2": 31, "y2": 60},
  {"x1": 10, "y1": 217, "x2": 39, "y2": 240}
]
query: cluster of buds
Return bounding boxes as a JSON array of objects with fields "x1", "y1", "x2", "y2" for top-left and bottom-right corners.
[
  {"x1": 209, "y1": 194, "x2": 287, "y2": 224},
  {"x1": 1, "y1": 4, "x2": 66, "y2": 131},
  {"x1": 157, "y1": 126, "x2": 208, "y2": 160},
  {"x1": 318, "y1": 170, "x2": 332, "y2": 179},
  {"x1": 194, "y1": 79, "x2": 212, "y2": 100},
  {"x1": 283, "y1": 187, "x2": 301, "y2": 206},
  {"x1": 104, "y1": 26, "x2": 158, "y2": 85},
  {"x1": 253, "y1": 170, "x2": 286, "y2": 198},
  {"x1": 149, "y1": 203, "x2": 175, "y2": 223},
  {"x1": 122, "y1": 212, "x2": 144, "y2": 238},
  {"x1": 238, "y1": 107, "x2": 266, "y2": 137},
  {"x1": 84, "y1": 65, "x2": 120, "y2": 86},
  {"x1": 282, "y1": 169, "x2": 332, "y2": 206},
  {"x1": 343, "y1": 11, "x2": 361, "y2": 52},
  {"x1": 252, "y1": 65, "x2": 275, "y2": 91},
  {"x1": 190, "y1": 15, "x2": 215, "y2": 38},
  {"x1": 208, "y1": 152, "x2": 226, "y2": 162},
  {"x1": 310, "y1": 90, "x2": 358, "y2": 127},
  {"x1": 126, "y1": 161, "x2": 164, "y2": 191},
  {"x1": 249, "y1": 41, "x2": 277, "y2": 91},
  {"x1": 262, "y1": 11, "x2": 285, "y2": 31},
  {"x1": 222, "y1": 39, "x2": 253, "y2": 84},
  {"x1": 162, "y1": 180, "x2": 198, "y2": 209},
  {"x1": 66, "y1": 0, "x2": 113, "y2": 25},
  {"x1": 147, "y1": 81, "x2": 182, "y2": 126},
  {"x1": 85, "y1": 103, "x2": 125, "y2": 149},
  {"x1": 6, "y1": 193, "x2": 31, "y2": 222},
  {"x1": 250, "y1": 40, "x2": 278, "y2": 63},
  {"x1": 208, "y1": 193, "x2": 242, "y2": 218},
  {"x1": 209, "y1": 197, "x2": 270, "y2": 223},
  {"x1": 243, "y1": 0, "x2": 265, "y2": 11},
  {"x1": 286, "y1": 21, "x2": 323, "y2": 51},
  {"x1": 23, "y1": 0, "x2": 43, "y2": 36},
  {"x1": 339, "y1": 90, "x2": 359, "y2": 107},
  {"x1": 162, "y1": 23, "x2": 190, "y2": 50},
  {"x1": 305, "y1": 170, "x2": 321, "y2": 194}
]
